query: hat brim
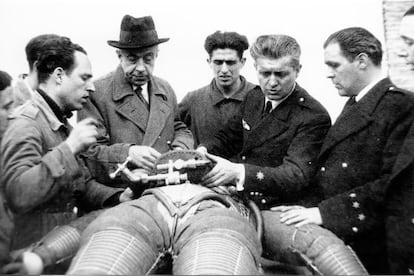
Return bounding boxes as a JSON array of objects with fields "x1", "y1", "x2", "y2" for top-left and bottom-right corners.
[{"x1": 107, "y1": 38, "x2": 169, "y2": 49}]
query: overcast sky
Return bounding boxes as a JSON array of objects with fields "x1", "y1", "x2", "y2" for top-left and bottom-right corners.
[{"x1": 0, "y1": 0, "x2": 385, "y2": 120}]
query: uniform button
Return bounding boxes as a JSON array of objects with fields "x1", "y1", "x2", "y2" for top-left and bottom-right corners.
[
  {"x1": 349, "y1": 193, "x2": 356, "y2": 198},
  {"x1": 320, "y1": 167, "x2": 326, "y2": 172},
  {"x1": 258, "y1": 192, "x2": 263, "y2": 196},
  {"x1": 241, "y1": 156, "x2": 246, "y2": 161},
  {"x1": 250, "y1": 192, "x2": 254, "y2": 196},
  {"x1": 254, "y1": 192, "x2": 259, "y2": 196},
  {"x1": 389, "y1": 86, "x2": 395, "y2": 91},
  {"x1": 411, "y1": 218, "x2": 414, "y2": 224},
  {"x1": 308, "y1": 161, "x2": 312, "y2": 165},
  {"x1": 158, "y1": 135, "x2": 161, "y2": 139},
  {"x1": 73, "y1": 206, "x2": 78, "y2": 215},
  {"x1": 342, "y1": 162, "x2": 348, "y2": 168},
  {"x1": 261, "y1": 199, "x2": 267, "y2": 204},
  {"x1": 352, "y1": 227, "x2": 358, "y2": 233},
  {"x1": 299, "y1": 97, "x2": 304, "y2": 102}
]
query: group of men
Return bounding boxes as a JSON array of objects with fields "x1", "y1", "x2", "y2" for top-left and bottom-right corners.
[{"x1": 0, "y1": 7, "x2": 413, "y2": 275}]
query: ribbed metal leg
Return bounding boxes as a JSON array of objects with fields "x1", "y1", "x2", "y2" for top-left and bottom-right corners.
[
  {"x1": 174, "y1": 231, "x2": 260, "y2": 275},
  {"x1": 67, "y1": 227, "x2": 157, "y2": 275},
  {"x1": 313, "y1": 244, "x2": 368, "y2": 275},
  {"x1": 32, "y1": 225, "x2": 80, "y2": 267}
]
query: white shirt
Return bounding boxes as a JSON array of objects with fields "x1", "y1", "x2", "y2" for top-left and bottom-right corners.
[
  {"x1": 264, "y1": 83, "x2": 296, "y2": 112},
  {"x1": 133, "y1": 83, "x2": 149, "y2": 103}
]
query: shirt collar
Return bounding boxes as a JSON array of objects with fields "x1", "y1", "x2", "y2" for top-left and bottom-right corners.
[
  {"x1": 265, "y1": 82, "x2": 296, "y2": 110},
  {"x1": 355, "y1": 74, "x2": 386, "y2": 102},
  {"x1": 211, "y1": 76, "x2": 248, "y2": 105},
  {"x1": 133, "y1": 82, "x2": 149, "y2": 102}
]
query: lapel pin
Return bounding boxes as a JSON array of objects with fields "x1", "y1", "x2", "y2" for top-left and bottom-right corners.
[{"x1": 242, "y1": 119, "x2": 250, "y2": 131}]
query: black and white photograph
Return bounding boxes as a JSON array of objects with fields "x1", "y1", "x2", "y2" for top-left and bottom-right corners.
[{"x1": 0, "y1": 0, "x2": 413, "y2": 274}]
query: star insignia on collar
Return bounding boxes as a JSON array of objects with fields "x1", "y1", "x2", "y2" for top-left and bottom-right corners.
[
  {"x1": 256, "y1": 171, "x2": 264, "y2": 181},
  {"x1": 352, "y1": 202, "x2": 360, "y2": 208}
]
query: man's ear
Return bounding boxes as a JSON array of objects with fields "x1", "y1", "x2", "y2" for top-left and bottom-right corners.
[
  {"x1": 297, "y1": 64, "x2": 302, "y2": 73},
  {"x1": 240, "y1": 57, "x2": 246, "y2": 66},
  {"x1": 116, "y1": 49, "x2": 122, "y2": 59},
  {"x1": 355, "y1": 53, "x2": 369, "y2": 69},
  {"x1": 53, "y1": 67, "x2": 64, "y2": 85}
]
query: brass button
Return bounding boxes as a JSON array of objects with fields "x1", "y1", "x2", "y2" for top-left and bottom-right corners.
[{"x1": 352, "y1": 227, "x2": 358, "y2": 233}]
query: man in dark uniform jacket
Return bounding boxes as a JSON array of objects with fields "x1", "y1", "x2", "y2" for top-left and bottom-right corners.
[
  {"x1": 264, "y1": 27, "x2": 414, "y2": 274},
  {"x1": 385, "y1": 6, "x2": 414, "y2": 274},
  {"x1": 199, "y1": 35, "x2": 368, "y2": 275}
]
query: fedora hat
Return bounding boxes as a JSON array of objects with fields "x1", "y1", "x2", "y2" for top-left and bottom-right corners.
[{"x1": 107, "y1": 15, "x2": 169, "y2": 49}]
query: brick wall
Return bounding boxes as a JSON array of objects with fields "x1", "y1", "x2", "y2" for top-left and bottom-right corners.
[{"x1": 383, "y1": 0, "x2": 414, "y2": 91}]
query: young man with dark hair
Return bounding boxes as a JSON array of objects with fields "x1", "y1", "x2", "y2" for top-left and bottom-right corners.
[{"x1": 179, "y1": 31, "x2": 255, "y2": 146}]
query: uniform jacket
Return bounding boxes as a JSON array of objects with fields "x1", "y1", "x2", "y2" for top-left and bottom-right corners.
[
  {"x1": 385, "y1": 120, "x2": 414, "y2": 274},
  {"x1": 0, "y1": 91, "x2": 122, "y2": 249},
  {"x1": 78, "y1": 66, "x2": 193, "y2": 187},
  {"x1": 178, "y1": 76, "x2": 256, "y2": 146},
  {"x1": 204, "y1": 84, "x2": 331, "y2": 209},
  {"x1": 312, "y1": 78, "x2": 414, "y2": 273}
]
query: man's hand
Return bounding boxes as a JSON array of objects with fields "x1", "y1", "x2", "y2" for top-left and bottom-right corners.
[
  {"x1": 128, "y1": 145, "x2": 161, "y2": 171},
  {"x1": 201, "y1": 152, "x2": 243, "y2": 188},
  {"x1": 119, "y1": 187, "x2": 134, "y2": 202},
  {"x1": 271, "y1": 205, "x2": 323, "y2": 227},
  {"x1": 66, "y1": 117, "x2": 98, "y2": 154}
]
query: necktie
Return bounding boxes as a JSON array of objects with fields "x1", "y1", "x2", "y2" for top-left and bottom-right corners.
[
  {"x1": 342, "y1": 96, "x2": 356, "y2": 114},
  {"x1": 262, "y1": 101, "x2": 273, "y2": 118},
  {"x1": 135, "y1": 86, "x2": 149, "y2": 109}
]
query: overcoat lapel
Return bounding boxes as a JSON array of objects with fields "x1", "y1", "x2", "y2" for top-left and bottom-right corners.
[
  {"x1": 142, "y1": 79, "x2": 171, "y2": 146},
  {"x1": 112, "y1": 66, "x2": 149, "y2": 132},
  {"x1": 319, "y1": 78, "x2": 391, "y2": 158}
]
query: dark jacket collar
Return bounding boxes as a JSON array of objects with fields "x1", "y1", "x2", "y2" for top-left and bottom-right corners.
[{"x1": 319, "y1": 77, "x2": 392, "y2": 158}]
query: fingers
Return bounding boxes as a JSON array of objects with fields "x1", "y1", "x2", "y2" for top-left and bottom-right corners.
[{"x1": 271, "y1": 205, "x2": 305, "y2": 212}]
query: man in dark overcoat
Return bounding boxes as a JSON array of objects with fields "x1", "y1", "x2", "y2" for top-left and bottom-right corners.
[
  {"x1": 78, "y1": 15, "x2": 193, "y2": 188},
  {"x1": 384, "y1": 6, "x2": 414, "y2": 274},
  {"x1": 263, "y1": 27, "x2": 414, "y2": 274}
]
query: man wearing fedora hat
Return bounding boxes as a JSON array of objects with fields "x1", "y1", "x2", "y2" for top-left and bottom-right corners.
[{"x1": 78, "y1": 15, "x2": 193, "y2": 190}]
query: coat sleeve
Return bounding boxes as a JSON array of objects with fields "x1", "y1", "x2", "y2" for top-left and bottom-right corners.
[
  {"x1": 77, "y1": 159, "x2": 124, "y2": 211},
  {"x1": 1, "y1": 120, "x2": 81, "y2": 214},
  {"x1": 203, "y1": 110, "x2": 244, "y2": 159},
  {"x1": 243, "y1": 110, "x2": 331, "y2": 197},
  {"x1": 78, "y1": 96, "x2": 132, "y2": 171},
  {"x1": 319, "y1": 107, "x2": 414, "y2": 240}
]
